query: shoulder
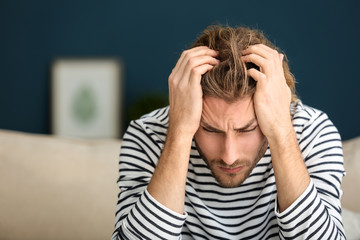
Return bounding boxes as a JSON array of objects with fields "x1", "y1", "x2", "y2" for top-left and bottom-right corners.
[
  {"x1": 291, "y1": 101, "x2": 342, "y2": 160},
  {"x1": 125, "y1": 106, "x2": 169, "y2": 145},
  {"x1": 136, "y1": 106, "x2": 170, "y2": 128},
  {"x1": 292, "y1": 101, "x2": 326, "y2": 123},
  {"x1": 291, "y1": 101, "x2": 337, "y2": 136}
]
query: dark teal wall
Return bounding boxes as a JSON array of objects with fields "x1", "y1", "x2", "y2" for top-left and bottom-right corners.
[{"x1": 1, "y1": 0, "x2": 359, "y2": 140}]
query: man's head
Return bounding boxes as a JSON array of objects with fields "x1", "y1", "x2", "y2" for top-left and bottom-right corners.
[
  {"x1": 192, "y1": 25, "x2": 297, "y2": 102},
  {"x1": 193, "y1": 25, "x2": 296, "y2": 187}
]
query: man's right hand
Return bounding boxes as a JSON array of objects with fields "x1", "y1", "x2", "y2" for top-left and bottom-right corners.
[
  {"x1": 168, "y1": 46, "x2": 219, "y2": 138},
  {"x1": 147, "y1": 47, "x2": 219, "y2": 214}
]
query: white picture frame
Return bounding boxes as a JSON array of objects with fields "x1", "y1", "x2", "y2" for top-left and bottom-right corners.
[{"x1": 51, "y1": 58, "x2": 123, "y2": 139}]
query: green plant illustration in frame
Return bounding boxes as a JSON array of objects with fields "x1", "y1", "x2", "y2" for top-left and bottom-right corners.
[{"x1": 71, "y1": 83, "x2": 97, "y2": 124}]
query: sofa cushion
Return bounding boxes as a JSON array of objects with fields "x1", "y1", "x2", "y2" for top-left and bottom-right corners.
[
  {"x1": 342, "y1": 136, "x2": 360, "y2": 213},
  {"x1": 342, "y1": 208, "x2": 360, "y2": 240},
  {"x1": 0, "y1": 130, "x2": 121, "y2": 240}
]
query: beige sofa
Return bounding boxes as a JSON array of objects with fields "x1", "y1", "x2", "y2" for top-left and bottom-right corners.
[
  {"x1": 0, "y1": 129, "x2": 359, "y2": 239},
  {"x1": 0, "y1": 129, "x2": 121, "y2": 240}
]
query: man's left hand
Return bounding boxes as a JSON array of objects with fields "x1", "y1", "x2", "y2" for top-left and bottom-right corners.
[{"x1": 241, "y1": 44, "x2": 292, "y2": 142}]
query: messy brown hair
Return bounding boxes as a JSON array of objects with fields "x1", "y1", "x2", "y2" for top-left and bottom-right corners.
[{"x1": 192, "y1": 25, "x2": 297, "y2": 102}]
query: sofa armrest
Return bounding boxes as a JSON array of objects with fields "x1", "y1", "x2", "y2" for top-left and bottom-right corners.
[
  {"x1": 0, "y1": 130, "x2": 121, "y2": 240},
  {"x1": 342, "y1": 136, "x2": 360, "y2": 213}
]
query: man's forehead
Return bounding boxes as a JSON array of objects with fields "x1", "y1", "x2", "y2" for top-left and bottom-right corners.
[
  {"x1": 202, "y1": 96, "x2": 254, "y2": 114},
  {"x1": 201, "y1": 96, "x2": 256, "y2": 127}
]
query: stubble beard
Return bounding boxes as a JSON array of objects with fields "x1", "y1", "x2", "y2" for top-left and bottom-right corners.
[{"x1": 195, "y1": 138, "x2": 268, "y2": 188}]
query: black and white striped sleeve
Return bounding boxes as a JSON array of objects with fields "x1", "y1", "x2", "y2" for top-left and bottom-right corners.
[
  {"x1": 275, "y1": 106, "x2": 346, "y2": 239},
  {"x1": 111, "y1": 108, "x2": 187, "y2": 240}
]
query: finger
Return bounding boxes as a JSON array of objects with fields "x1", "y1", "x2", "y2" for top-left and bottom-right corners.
[
  {"x1": 182, "y1": 55, "x2": 219, "y2": 78},
  {"x1": 169, "y1": 48, "x2": 218, "y2": 87},
  {"x1": 241, "y1": 44, "x2": 270, "y2": 58},
  {"x1": 242, "y1": 44, "x2": 277, "y2": 59},
  {"x1": 187, "y1": 46, "x2": 219, "y2": 57},
  {"x1": 247, "y1": 68, "x2": 266, "y2": 83},
  {"x1": 175, "y1": 47, "x2": 218, "y2": 77},
  {"x1": 188, "y1": 64, "x2": 215, "y2": 86},
  {"x1": 241, "y1": 54, "x2": 268, "y2": 73},
  {"x1": 174, "y1": 47, "x2": 217, "y2": 71},
  {"x1": 242, "y1": 44, "x2": 276, "y2": 56},
  {"x1": 178, "y1": 55, "x2": 219, "y2": 85},
  {"x1": 176, "y1": 48, "x2": 218, "y2": 79}
]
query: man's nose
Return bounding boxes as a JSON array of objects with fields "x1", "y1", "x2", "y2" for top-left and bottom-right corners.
[{"x1": 221, "y1": 134, "x2": 238, "y2": 165}]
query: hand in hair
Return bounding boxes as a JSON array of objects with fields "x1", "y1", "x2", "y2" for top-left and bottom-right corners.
[
  {"x1": 241, "y1": 44, "x2": 310, "y2": 213},
  {"x1": 168, "y1": 46, "x2": 220, "y2": 138},
  {"x1": 147, "y1": 47, "x2": 219, "y2": 214},
  {"x1": 241, "y1": 44, "x2": 292, "y2": 142}
]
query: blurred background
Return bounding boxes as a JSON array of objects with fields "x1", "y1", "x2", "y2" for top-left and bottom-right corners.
[{"x1": 0, "y1": 0, "x2": 359, "y2": 140}]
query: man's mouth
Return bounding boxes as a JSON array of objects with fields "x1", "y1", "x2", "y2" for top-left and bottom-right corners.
[{"x1": 218, "y1": 166, "x2": 244, "y2": 174}]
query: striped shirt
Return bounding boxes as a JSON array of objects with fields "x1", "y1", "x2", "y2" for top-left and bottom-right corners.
[{"x1": 112, "y1": 101, "x2": 346, "y2": 239}]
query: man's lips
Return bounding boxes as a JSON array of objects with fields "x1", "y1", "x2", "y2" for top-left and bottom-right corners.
[{"x1": 219, "y1": 166, "x2": 244, "y2": 174}]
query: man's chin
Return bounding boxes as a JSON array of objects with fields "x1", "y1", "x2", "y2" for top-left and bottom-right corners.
[{"x1": 214, "y1": 173, "x2": 247, "y2": 188}]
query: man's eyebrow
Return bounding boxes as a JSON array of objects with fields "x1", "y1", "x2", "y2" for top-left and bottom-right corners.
[
  {"x1": 201, "y1": 118, "x2": 257, "y2": 132},
  {"x1": 234, "y1": 118, "x2": 257, "y2": 131},
  {"x1": 201, "y1": 122, "x2": 224, "y2": 133}
]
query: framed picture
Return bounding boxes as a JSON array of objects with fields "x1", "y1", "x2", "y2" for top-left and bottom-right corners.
[{"x1": 51, "y1": 58, "x2": 123, "y2": 139}]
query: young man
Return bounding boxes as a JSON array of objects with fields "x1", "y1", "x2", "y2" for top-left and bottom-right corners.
[{"x1": 112, "y1": 26, "x2": 345, "y2": 239}]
